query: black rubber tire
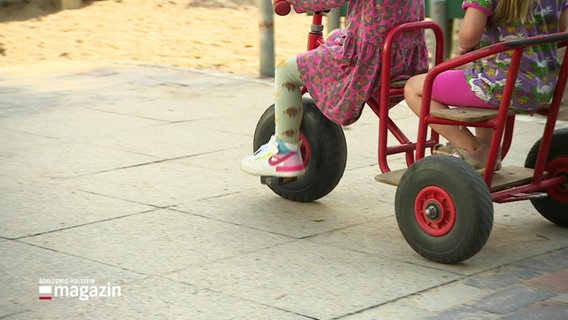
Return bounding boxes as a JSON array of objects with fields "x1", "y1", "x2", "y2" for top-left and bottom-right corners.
[
  {"x1": 395, "y1": 156, "x2": 494, "y2": 264},
  {"x1": 524, "y1": 128, "x2": 568, "y2": 227},
  {"x1": 253, "y1": 98, "x2": 347, "y2": 202}
]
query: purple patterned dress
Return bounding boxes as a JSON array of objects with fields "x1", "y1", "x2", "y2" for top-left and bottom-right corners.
[
  {"x1": 462, "y1": 0, "x2": 568, "y2": 113},
  {"x1": 290, "y1": 0, "x2": 429, "y2": 125}
]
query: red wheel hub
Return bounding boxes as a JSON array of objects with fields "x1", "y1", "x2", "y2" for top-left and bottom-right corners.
[
  {"x1": 298, "y1": 133, "x2": 310, "y2": 167},
  {"x1": 545, "y1": 157, "x2": 568, "y2": 203},
  {"x1": 414, "y1": 186, "x2": 456, "y2": 236}
]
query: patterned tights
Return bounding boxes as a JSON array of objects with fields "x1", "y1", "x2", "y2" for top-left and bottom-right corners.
[{"x1": 275, "y1": 56, "x2": 303, "y2": 144}]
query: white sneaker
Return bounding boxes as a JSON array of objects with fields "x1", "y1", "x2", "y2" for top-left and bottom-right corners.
[{"x1": 241, "y1": 136, "x2": 305, "y2": 177}]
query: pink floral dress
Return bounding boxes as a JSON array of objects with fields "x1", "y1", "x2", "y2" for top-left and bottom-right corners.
[{"x1": 290, "y1": 0, "x2": 429, "y2": 125}]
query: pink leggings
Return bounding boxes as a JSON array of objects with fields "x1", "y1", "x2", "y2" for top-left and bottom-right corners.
[{"x1": 432, "y1": 70, "x2": 497, "y2": 108}]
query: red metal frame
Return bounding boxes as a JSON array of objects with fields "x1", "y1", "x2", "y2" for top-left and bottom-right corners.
[
  {"x1": 279, "y1": 8, "x2": 446, "y2": 172},
  {"x1": 416, "y1": 34, "x2": 568, "y2": 203},
  {"x1": 371, "y1": 21, "x2": 445, "y2": 172},
  {"x1": 275, "y1": 4, "x2": 568, "y2": 205}
]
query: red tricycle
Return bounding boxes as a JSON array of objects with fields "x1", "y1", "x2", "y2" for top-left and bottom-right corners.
[{"x1": 251, "y1": 2, "x2": 568, "y2": 264}]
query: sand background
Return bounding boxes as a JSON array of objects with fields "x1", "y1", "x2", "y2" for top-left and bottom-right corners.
[
  {"x1": 0, "y1": 0, "x2": 315, "y2": 76},
  {"x1": 1, "y1": 0, "x2": 567, "y2": 120}
]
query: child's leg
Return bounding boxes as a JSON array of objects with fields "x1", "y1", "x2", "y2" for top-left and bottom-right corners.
[
  {"x1": 404, "y1": 70, "x2": 500, "y2": 170},
  {"x1": 476, "y1": 128, "x2": 494, "y2": 145},
  {"x1": 275, "y1": 56, "x2": 303, "y2": 146},
  {"x1": 404, "y1": 72, "x2": 479, "y2": 152},
  {"x1": 430, "y1": 70, "x2": 498, "y2": 151},
  {"x1": 240, "y1": 56, "x2": 305, "y2": 177}
]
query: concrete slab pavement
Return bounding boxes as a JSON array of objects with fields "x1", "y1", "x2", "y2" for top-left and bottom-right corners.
[{"x1": 1, "y1": 61, "x2": 567, "y2": 319}]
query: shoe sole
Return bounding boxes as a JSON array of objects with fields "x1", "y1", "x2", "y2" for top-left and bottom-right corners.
[{"x1": 241, "y1": 164, "x2": 305, "y2": 178}]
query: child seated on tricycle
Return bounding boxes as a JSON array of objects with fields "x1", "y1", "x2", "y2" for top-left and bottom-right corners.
[{"x1": 405, "y1": 0, "x2": 568, "y2": 171}]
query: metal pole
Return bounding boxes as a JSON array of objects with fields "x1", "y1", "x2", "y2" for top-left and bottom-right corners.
[
  {"x1": 429, "y1": 0, "x2": 449, "y2": 58},
  {"x1": 326, "y1": 7, "x2": 341, "y2": 35},
  {"x1": 258, "y1": 0, "x2": 275, "y2": 77}
]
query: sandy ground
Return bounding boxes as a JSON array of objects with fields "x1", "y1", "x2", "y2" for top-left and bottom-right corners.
[
  {"x1": 0, "y1": 0, "x2": 316, "y2": 76},
  {"x1": 1, "y1": 0, "x2": 567, "y2": 120}
]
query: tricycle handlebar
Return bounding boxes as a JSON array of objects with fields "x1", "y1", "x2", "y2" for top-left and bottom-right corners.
[{"x1": 274, "y1": 0, "x2": 291, "y2": 16}]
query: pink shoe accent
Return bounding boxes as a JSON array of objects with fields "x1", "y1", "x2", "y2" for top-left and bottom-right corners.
[
  {"x1": 268, "y1": 153, "x2": 295, "y2": 166},
  {"x1": 276, "y1": 163, "x2": 305, "y2": 172},
  {"x1": 269, "y1": 153, "x2": 305, "y2": 173},
  {"x1": 241, "y1": 136, "x2": 305, "y2": 177}
]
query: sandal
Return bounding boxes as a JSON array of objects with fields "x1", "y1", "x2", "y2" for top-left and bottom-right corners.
[
  {"x1": 433, "y1": 142, "x2": 502, "y2": 172},
  {"x1": 432, "y1": 142, "x2": 456, "y2": 155}
]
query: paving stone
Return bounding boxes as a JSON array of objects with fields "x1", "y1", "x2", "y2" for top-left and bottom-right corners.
[
  {"x1": 167, "y1": 241, "x2": 461, "y2": 320},
  {"x1": 175, "y1": 171, "x2": 394, "y2": 239},
  {"x1": 425, "y1": 306, "x2": 498, "y2": 320},
  {"x1": 1, "y1": 61, "x2": 568, "y2": 320},
  {"x1": 338, "y1": 302, "x2": 433, "y2": 320},
  {"x1": 0, "y1": 105, "x2": 166, "y2": 140},
  {"x1": 464, "y1": 267, "x2": 541, "y2": 290},
  {"x1": 20, "y1": 209, "x2": 292, "y2": 274},
  {"x1": 468, "y1": 285, "x2": 556, "y2": 314},
  {"x1": 551, "y1": 293, "x2": 568, "y2": 304},
  {"x1": 500, "y1": 300, "x2": 568, "y2": 320},
  {"x1": 520, "y1": 270, "x2": 568, "y2": 293},
  {"x1": 0, "y1": 179, "x2": 153, "y2": 239},
  {"x1": 0, "y1": 129, "x2": 159, "y2": 180},
  {"x1": 311, "y1": 205, "x2": 567, "y2": 277},
  {"x1": 406, "y1": 282, "x2": 492, "y2": 313},
  {"x1": 514, "y1": 247, "x2": 568, "y2": 272},
  {"x1": 54, "y1": 158, "x2": 256, "y2": 207}
]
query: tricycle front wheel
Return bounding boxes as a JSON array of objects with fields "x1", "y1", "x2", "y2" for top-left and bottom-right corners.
[{"x1": 253, "y1": 98, "x2": 347, "y2": 202}]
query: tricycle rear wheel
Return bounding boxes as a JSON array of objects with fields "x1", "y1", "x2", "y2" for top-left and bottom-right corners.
[
  {"x1": 524, "y1": 128, "x2": 568, "y2": 227},
  {"x1": 395, "y1": 156, "x2": 494, "y2": 264}
]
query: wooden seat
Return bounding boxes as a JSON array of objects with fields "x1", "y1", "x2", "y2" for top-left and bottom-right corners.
[
  {"x1": 430, "y1": 107, "x2": 514, "y2": 122},
  {"x1": 376, "y1": 165, "x2": 537, "y2": 192},
  {"x1": 431, "y1": 101, "x2": 566, "y2": 121}
]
